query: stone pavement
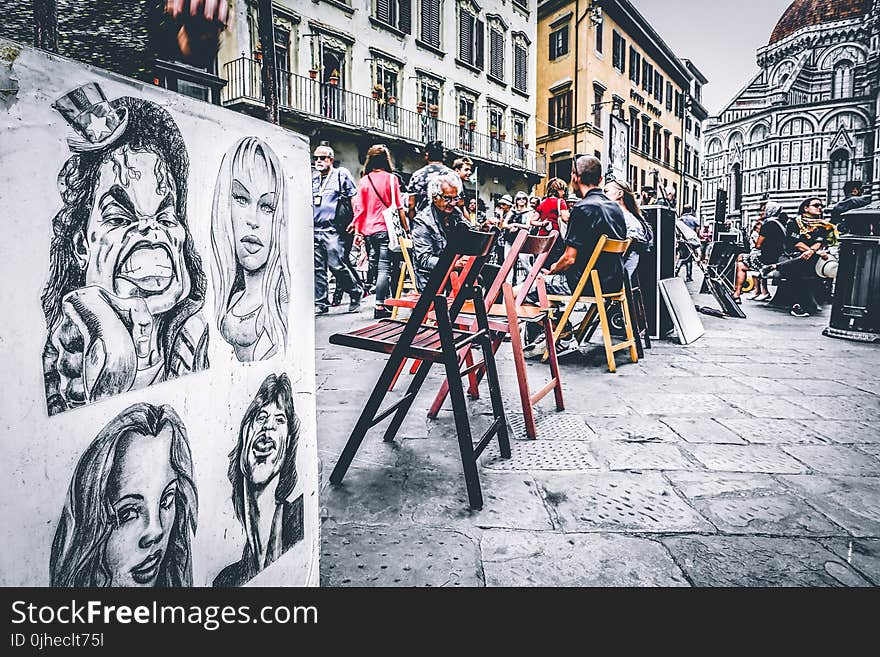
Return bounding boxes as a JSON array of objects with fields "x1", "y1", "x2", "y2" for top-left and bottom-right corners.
[{"x1": 314, "y1": 276, "x2": 880, "y2": 587}]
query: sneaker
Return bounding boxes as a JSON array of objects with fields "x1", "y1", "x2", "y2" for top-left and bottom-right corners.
[
  {"x1": 790, "y1": 304, "x2": 810, "y2": 317},
  {"x1": 555, "y1": 338, "x2": 579, "y2": 358},
  {"x1": 331, "y1": 292, "x2": 343, "y2": 307},
  {"x1": 315, "y1": 305, "x2": 329, "y2": 316},
  {"x1": 348, "y1": 292, "x2": 362, "y2": 313},
  {"x1": 373, "y1": 307, "x2": 392, "y2": 320},
  {"x1": 755, "y1": 293, "x2": 771, "y2": 301},
  {"x1": 746, "y1": 291, "x2": 762, "y2": 301},
  {"x1": 522, "y1": 334, "x2": 547, "y2": 359}
]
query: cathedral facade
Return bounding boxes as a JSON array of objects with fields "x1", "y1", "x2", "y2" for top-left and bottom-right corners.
[{"x1": 701, "y1": 0, "x2": 880, "y2": 225}]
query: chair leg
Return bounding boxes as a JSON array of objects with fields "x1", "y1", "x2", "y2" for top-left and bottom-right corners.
[
  {"x1": 382, "y1": 359, "x2": 433, "y2": 442},
  {"x1": 620, "y1": 295, "x2": 639, "y2": 364},
  {"x1": 623, "y1": 276, "x2": 644, "y2": 360},
  {"x1": 330, "y1": 354, "x2": 404, "y2": 485},
  {"x1": 434, "y1": 300, "x2": 483, "y2": 510},
  {"x1": 388, "y1": 358, "x2": 407, "y2": 391},
  {"x1": 542, "y1": 315, "x2": 565, "y2": 411},
  {"x1": 506, "y1": 309, "x2": 536, "y2": 439},
  {"x1": 464, "y1": 349, "x2": 480, "y2": 399},
  {"x1": 473, "y1": 296, "x2": 511, "y2": 459},
  {"x1": 592, "y1": 272, "x2": 617, "y2": 373}
]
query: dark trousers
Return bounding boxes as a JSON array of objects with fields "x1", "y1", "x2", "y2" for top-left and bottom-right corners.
[
  {"x1": 315, "y1": 228, "x2": 362, "y2": 309},
  {"x1": 364, "y1": 231, "x2": 394, "y2": 306}
]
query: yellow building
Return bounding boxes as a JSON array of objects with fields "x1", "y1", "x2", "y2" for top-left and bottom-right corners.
[{"x1": 537, "y1": 0, "x2": 697, "y2": 210}]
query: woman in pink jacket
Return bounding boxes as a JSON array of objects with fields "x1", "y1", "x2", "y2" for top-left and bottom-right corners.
[{"x1": 352, "y1": 145, "x2": 407, "y2": 318}]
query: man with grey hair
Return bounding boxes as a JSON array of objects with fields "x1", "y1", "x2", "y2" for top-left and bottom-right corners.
[{"x1": 410, "y1": 171, "x2": 467, "y2": 289}]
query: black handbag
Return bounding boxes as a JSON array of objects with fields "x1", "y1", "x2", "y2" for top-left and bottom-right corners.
[{"x1": 333, "y1": 170, "x2": 354, "y2": 234}]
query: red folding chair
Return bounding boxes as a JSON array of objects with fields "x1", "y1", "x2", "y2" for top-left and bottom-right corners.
[
  {"x1": 428, "y1": 232, "x2": 564, "y2": 439},
  {"x1": 328, "y1": 225, "x2": 510, "y2": 510}
]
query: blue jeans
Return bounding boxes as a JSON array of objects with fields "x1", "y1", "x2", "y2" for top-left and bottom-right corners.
[
  {"x1": 315, "y1": 227, "x2": 362, "y2": 309},
  {"x1": 364, "y1": 231, "x2": 393, "y2": 306}
]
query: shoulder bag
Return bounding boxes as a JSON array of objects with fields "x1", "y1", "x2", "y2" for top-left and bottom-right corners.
[{"x1": 366, "y1": 172, "x2": 406, "y2": 253}]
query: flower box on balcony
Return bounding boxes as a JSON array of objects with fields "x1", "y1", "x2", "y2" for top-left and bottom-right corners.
[
  {"x1": 417, "y1": 101, "x2": 426, "y2": 114},
  {"x1": 500, "y1": 131, "x2": 507, "y2": 141},
  {"x1": 387, "y1": 96, "x2": 396, "y2": 105},
  {"x1": 428, "y1": 104, "x2": 439, "y2": 117},
  {"x1": 468, "y1": 119, "x2": 477, "y2": 130},
  {"x1": 458, "y1": 115, "x2": 467, "y2": 126},
  {"x1": 309, "y1": 68, "x2": 318, "y2": 80},
  {"x1": 489, "y1": 126, "x2": 498, "y2": 137}
]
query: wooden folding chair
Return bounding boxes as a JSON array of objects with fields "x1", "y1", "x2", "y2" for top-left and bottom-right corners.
[
  {"x1": 547, "y1": 235, "x2": 638, "y2": 373},
  {"x1": 428, "y1": 232, "x2": 564, "y2": 439},
  {"x1": 389, "y1": 237, "x2": 418, "y2": 320},
  {"x1": 328, "y1": 225, "x2": 510, "y2": 510}
]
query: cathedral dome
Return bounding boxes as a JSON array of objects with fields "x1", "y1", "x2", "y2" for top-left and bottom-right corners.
[{"x1": 769, "y1": 0, "x2": 870, "y2": 44}]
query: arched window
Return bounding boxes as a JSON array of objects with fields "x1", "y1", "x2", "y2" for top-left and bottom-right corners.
[
  {"x1": 828, "y1": 149, "x2": 850, "y2": 203},
  {"x1": 833, "y1": 61, "x2": 854, "y2": 99},
  {"x1": 707, "y1": 138, "x2": 722, "y2": 155}
]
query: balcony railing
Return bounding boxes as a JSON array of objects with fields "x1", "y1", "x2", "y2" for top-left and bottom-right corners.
[{"x1": 222, "y1": 57, "x2": 546, "y2": 175}]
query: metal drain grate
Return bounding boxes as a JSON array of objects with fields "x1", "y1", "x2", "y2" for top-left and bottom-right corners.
[
  {"x1": 483, "y1": 440, "x2": 598, "y2": 471},
  {"x1": 505, "y1": 409, "x2": 593, "y2": 441}
]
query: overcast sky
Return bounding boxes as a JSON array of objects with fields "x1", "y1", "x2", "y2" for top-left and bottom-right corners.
[{"x1": 630, "y1": 0, "x2": 796, "y2": 115}]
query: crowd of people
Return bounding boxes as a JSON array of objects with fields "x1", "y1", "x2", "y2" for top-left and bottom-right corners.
[{"x1": 313, "y1": 137, "x2": 870, "y2": 330}]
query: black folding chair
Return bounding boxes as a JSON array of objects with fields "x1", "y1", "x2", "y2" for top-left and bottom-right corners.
[{"x1": 328, "y1": 225, "x2": 510, "y2": 510}]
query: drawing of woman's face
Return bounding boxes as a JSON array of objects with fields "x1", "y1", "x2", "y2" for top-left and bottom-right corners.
[
  {"x1": 81, "y1": 149, "x2": 191, "y2": 316},
  {"x1": 104, "y1": 426, "x2": 176, "y2": 587},
  {"x1": 231, "y1": 155, "x2": 276, "y2": 272}
]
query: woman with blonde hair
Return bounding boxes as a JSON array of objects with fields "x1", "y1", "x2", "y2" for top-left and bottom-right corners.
[
  {"x1": 604, "y1": 179, "x2": 653, "y2": 277},
  {"x1": 211, "y1": 137, "x2": 290, "y2": 362},
  {"x1": 533, "y1": 176, "x2": 570, "y2": 261},
  {"x1": 352, "y1": 144, "x2": 406, "y2": 319}
]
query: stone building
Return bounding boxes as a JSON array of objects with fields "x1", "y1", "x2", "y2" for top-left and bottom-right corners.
[
  {"x1": 701, "y1": 0, "x2": 880, "y2": 226},
  {"x1": 219, "y1": 0, "x2": 543, "y2": 199},
  {"x1": 537, "y1": 0, "x2": 702, "y2": 211},
  {"x1": 681, "y1": 59, "x2": 709, "y2": 213}
]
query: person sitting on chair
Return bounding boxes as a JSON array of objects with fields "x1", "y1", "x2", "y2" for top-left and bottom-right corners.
[
  {"x1": 522, "y1": 156, "x2": 627, "y2": 353},
  {"x1": 411, "y1": 171, "x2": 469, "y2": 290}
]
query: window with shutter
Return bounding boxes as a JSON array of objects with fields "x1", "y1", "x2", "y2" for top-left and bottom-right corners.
[
  {"x1": 420, "y1": 0, "x2": 441, "y2": 48},
  {"x1": 490, "y1": 28, "x2": 504, "y2": 81},
  {"x1": 474, "y1": 18, "x2": 484, "y2": 69},
  {"x1": 612, "y1": 31, "x2": 625, "y2": 73},
  {"x1": 549, "y1": 27, "x2": 569, "y2": 60},
  {"x1": 376, "y1": 0, "x2": 393, "y2": 24},
  {"x1": 459, "y1": 8, "x2": 473, "y2": 63},
  {"x1": 514, "y1": 42, "x2": 527, "y2": 92},
  {"x1": 629, "y1": 47, "x2": 640, "y2": 84},
  {"x1": 399, "y1": 0, "x2": 411, "y2": 33},
  {"x1": 666, "y1": 81, "x2": 673, "y2": 111},
  {"x1": 654, "y1": 72, "x2": 662, "y2": 102}
]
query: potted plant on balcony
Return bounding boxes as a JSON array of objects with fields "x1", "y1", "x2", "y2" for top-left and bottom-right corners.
[
  {"x1": 467, "y1": 118, "x2": 477, "y2": 131},
  {"x1": 489, "y1": 125, "x2": 498, "y2": 138},
  {"x1": 500, "y1": 130, "x2": 507, "y2": 141},
  {"x1": 372, "y1": 84, "x2": 384, "y2": 100},
  {"x1": 428, "y1": 104, "x2": 439, "y2": 117},
  {"x1": 417, "y1": 100, "x2": 426, "y2": 114},
  {"x1": 309, "y1": 67, "x2": 319, "y2": 80},
  {"x1": 328, "y1": 70, "x2": 340, "y2": 86},
  {"x1": 458, "y1": 114, "x2": 467, "y2": 127},
  {"x1": 387, "y1": 95, "x2": 396, "y2": 105}
]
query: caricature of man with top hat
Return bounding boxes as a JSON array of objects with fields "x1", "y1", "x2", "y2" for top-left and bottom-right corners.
[{"x1": 43, "y1": 82, "x2": 209, "y2": 415}]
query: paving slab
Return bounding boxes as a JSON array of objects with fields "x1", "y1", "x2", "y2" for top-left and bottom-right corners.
[
  {"x1": 322, "y1": 467, "x2": 411, "y2": 526},
  {"x1": 535, "y1": 471, "x2": 713, "y2": 533},
  {"x1": 626, "y1": 393, "x2": 743, "y2": 417},
  {"x1": 586, "y1": 417, "x2": 680, "y2": 442},
  {"x1": 729, "y1": 395, "x2": 819, "y2": 420},
  {"x1": 799, "y1": 420, "x2": 880, "y2": 444},
  {"x1": 321, "y1": 522, "x2": 482, "y2": 587},
  {"x1": 590, "y1": 441, "x2": 696, "y2": 471},
  {"x1": 406, "y1": 470, "x2": 556, "y2": 531},
  {"x1": 781, "y1": 445, "x2": 880, "y2": 476},
  {"x1": 505, "y1": 410, "x2": 594, "y2": 441},
  {"x1": 717, "y1": 418, "x2": 824, "y2": 444},
  {"x1": 482, "y1": 439, "x2": 599, "y2": 471},
  {"x1": 481, "y1": 530, "x2": 689, "y2": 587},
  {"x1": 684, "y1": 444, "x2": 809, "y2": 474},
  {"x1": 664, "y1": 472, "x2": 844, "y2": 537},
  {"x1": 781, "y1": 379, "x2": 866, "y2": 396},
  {"x1": 821, "y1": 539, "x2": 880, "y2": 586},
  {"x1": 662, "y1": 535, "x2": 872, "y2": 586},
  {"x1": 856, "y1": 445, "x2": 880, "y2": 461},
  {"x1": 663, "y1": 418, "x2": 747, "y2": 444},
  {"x1": 785, "y1": 395, "x2": 880, "y2": 422},
  {"x1": 780, "y1": 475, "x2": 880, "y2": 537}
]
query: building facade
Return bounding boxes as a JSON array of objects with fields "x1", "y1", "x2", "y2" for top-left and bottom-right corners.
[
  {"x1": 701, "y1": 0, "x2": 880, "y2": 226},
  {"x1": 219, "y1": 0, "x2": 543, "y2": 199},
  {"x1": 681, "y1": 59, "x2": 709, "y2": 213},
  {"x1": 537, "y1": 0, "x2": 700, "y2": 212}
]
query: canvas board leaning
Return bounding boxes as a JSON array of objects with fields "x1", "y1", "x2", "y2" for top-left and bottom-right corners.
[
  {"x1": 658, "y1": 277, "x2": 706, "y2": 345},
  {"x1": 0, "y1": 40, "x2": 318, "y2": 588}
]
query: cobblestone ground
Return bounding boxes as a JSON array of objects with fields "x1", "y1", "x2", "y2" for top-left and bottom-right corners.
[{"x1": 315, "y1": 276, "x2": 880, "y2": 587}]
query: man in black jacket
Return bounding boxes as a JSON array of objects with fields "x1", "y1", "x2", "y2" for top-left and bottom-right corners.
[
  {"x1": 523, "y1": 156, "x2": 627, "y2": 353},
  {"x1": 831, "y1": 181, "x2": 873, "y2": 235}
]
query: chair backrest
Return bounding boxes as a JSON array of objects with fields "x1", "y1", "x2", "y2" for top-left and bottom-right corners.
[
  {"x1": 405, "y1": 224, "x2": 498, "y2": 331},
  {"x1": 480, "y1": 229, "x2": 529, "y2": 308},
  {"x1": 514, "y1": 231, "x2": 559, "y2": 305},
  {"x1": 568, "y1": 234, "x2": 632, "y2": 299},
  {"x1": 398, "y1": 237, "x2": 418, "y2": 291}
]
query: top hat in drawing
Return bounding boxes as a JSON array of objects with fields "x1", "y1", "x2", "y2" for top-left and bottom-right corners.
[{"x1": 52, "y1": 83, "x2": 128, "y2": 153}]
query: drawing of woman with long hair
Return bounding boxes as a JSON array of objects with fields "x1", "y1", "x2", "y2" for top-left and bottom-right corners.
[
  {"x1": 49, "y1": 403, "x2": 198, "y2": 587},
  {"x1": 211, "y1": 137, "x2": 289, "y2": 362}
]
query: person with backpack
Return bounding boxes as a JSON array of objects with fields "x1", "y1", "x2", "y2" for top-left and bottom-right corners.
[{"x1": 312, "y1": 144, "x2": 363, "y2": 315}]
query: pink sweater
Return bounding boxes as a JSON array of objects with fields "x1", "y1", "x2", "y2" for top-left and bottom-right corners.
[{"x1": 353, "y1": 171, "x2": 403, "y2": 236}]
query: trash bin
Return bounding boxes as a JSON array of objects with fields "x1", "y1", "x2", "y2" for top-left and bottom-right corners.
[{"x1": 823, "y1": 209, "x2": 880, "y2": 342}]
